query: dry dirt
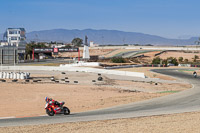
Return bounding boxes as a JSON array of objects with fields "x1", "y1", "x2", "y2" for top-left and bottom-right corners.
[
  {"x1": 0, "y1": 67, "x2": 194, "y2": 132},
  {"x1": 59, "y1": 49, "x2": 115, "y2": 58},
  {"x1": 159, "y1": 51, "x2": 200, "y2": 61},
  {"x1": 0, "y1": 70, "x2": 191, "y2": 118},
  {"x1": 0, "y1": 80, "x2": 190, "y2": 118},
  {"x1": 1, "y1": 111, "x2": 200, "y2": 133},
  {"x1": 116, "y1": 67, "x2": 177, "y2": 80}
]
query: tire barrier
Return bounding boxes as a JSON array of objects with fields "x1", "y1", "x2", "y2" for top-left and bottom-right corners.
[
  {"x1": 12, "y1": 79, "x2": 18, "y2": 82},
  {"x1": 98, "y1": 77, "x2": 103, "y2": 81},
  {"x1": 51, "y1": 77, "x2": 55, "y2": 81},
  {"x1": 191, "y1": 65, "x2": 200, "y2": 67},
  {"x1": 142, "y1": 64, "x2": 167, "y2": 67},
  {"x1": 0, "y1": 72, "x2": 30, "y2": 80},
  {"x1": 33, "y1": 80, "x2": 41, "y2": 82},
  {"x1": 61, "y1": 72, "x2": 66, "y2": 74},
  {"x1": 0, "y1": 79, "x2": 6, "y2": 82}
]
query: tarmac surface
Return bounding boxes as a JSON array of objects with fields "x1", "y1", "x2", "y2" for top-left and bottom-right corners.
[{"x1": 0, "y1": 69, "x2": 200, "y2": 127}]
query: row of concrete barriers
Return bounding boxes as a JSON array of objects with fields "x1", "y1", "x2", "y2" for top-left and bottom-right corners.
[{"x1": 0, "y1": 72, "x2": 30, "y2": 79}]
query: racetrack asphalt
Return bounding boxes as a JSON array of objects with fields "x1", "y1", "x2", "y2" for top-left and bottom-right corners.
[{"x1": 1, "y1": 69, "x2": 200, "y2": 127}]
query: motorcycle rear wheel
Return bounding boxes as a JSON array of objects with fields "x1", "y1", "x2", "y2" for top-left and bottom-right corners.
[
  {"x1": 46, "y1": 108, "x2": 54, "y2": 116},
  {"x1": 63, "y1": 107, "x2": 70, "y2": 115}
]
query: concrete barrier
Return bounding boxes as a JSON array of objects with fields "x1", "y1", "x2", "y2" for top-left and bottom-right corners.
[
  {"x1": 20, "y1": 73, "x2": 25, "y2": 79},
  {"x1": 0, "y1": 66, "x2": 145, "y2": 78},
  {"x1": 16, "y1": 73, "x2": 20, "y2": 79},
  {"x1": 60, "y1": 62, "x2": 100, "y2": 67},
  {"x1": 13, "y1": 73, "x2": 17, "y2": 79},
  {"x1": 3, "y1": 72, "x2": 6, "y2": 79},
  {"x1": 10, "y1": 72, "x2": 13, "y2": 79},
  {"x1": 0, "y1": 72, "x2": 29, "y2": 79},
  {"x1": 6, "y1": 73, "x2": 10, "y2": 79},
  {"x1": 0, "y1": 72, "x2": 2, "y2": 79}
]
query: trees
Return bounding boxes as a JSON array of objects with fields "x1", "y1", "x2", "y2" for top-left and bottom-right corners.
[
  {"x1": 71, "y1": 38, "x2": 83, "y2": 47},
  {"x1": 178, "y1": 57, "x2": 183, "y2": 62},
  {"x1": 193, "y1": 55, "x2": 199, "y2": 62},
  {"x1": 111, "y1": 57, "x2": 126, "y2": 63},
  {"x1": 166, "y1": 57, "x2": 178, "y2": 66},
  {"x1": 152, "y1": 57, "x2": 178, "y2": 66},
  {"x1": 25, "y1": 42, "x2": 48, "y2": 58},
  {"x1": 184, "y1": 59, "x2": 189, "y2": 63},
  {"x1": 152, "y1": 57, "x2": 161, "y2": 64}
]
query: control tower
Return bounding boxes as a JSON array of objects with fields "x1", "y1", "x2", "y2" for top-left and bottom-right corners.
[{"x1": 83, "y1": 36, "x2": 90, "y2": 60}]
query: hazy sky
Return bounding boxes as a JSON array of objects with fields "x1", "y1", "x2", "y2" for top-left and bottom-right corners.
[{"x1": 0, "y1": 0, "x2": 200, "y2": 39}]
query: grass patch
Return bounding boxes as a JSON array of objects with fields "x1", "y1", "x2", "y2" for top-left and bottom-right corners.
[
  {"x1": 25, "y1": 63, "x2": 62, "y2": 66},
  {"x1": 178, "y1": 69, "x2": 195, "y2": 72},
  {"x1": 158, "y1": 90, "x2": 180, "y2": 93}
]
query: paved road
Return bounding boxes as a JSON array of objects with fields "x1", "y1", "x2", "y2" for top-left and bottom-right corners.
[{"x1": 1, "y1": 69, "x2": 200, "y2": 127}]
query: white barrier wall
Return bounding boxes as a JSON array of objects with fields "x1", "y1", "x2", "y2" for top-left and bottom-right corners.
[
  {"x1": 126, "y1": 46, "x2": 200, "y2": 51},
  {"x1": 61, "y1": 62, "x2": 100, "y2": 67},
  {"x1": 0, "y1": 72, "x2": 30, "y2": 79},
  {"x1": 0, "y1": 66, "x2": 145, "y2": 78}
]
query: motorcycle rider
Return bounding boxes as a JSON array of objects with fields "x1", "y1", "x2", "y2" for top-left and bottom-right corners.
[
  {"x1": 45, "y1": 97, "x2": 62, "y2": 107},
  {"x1": 193, "y1": 71, "x2": 197, "y2": 78}
]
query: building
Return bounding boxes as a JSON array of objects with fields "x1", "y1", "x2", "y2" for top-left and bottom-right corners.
[
  {"x1": 0, "y1": 46, "x2": 18, "y2": 64},
  {"x1": 0, "y1": 28, "x2": 27, "y2": 63},
  {"x1": 3, "y1": 28, "x2": 26, "y2": 47},
  {"x1": 90, "y1": 41, "x2": 99, "y2": 47},
  {"x1": 0, "y1": 40, "x2": 8, "y2": 46}
]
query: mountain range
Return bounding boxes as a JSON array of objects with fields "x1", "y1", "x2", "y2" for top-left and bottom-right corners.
[{"x1": 0, "y1": 29, "x2": 198, "y2": 45}]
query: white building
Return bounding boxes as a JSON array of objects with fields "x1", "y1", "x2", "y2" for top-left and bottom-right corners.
[
  {"x1": 0, "y1": 40, "x2": 8, "y2": 46},
  {"x1": 3, "y1": 28, "x2": 26, "y2": 47},
  {"x1": 90, "y1": 41, "x2": 99, "y2": 47}
]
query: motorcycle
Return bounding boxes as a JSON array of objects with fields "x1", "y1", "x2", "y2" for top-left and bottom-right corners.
[
  {"x1": 193, "y1": 72, "x2": 197, "y2": 78},
  {"x1": 45, "y1": 100, "x2": 70, "y2": 116}
]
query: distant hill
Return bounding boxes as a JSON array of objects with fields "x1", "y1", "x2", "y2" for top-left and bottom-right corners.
[{"x1": 1, "y1": 29, "x2": 198, "y2": 45}]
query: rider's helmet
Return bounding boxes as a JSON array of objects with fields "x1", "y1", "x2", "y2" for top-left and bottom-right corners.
[{"x1": 45, "y1": 97, "x2": 49, "y2": 102}]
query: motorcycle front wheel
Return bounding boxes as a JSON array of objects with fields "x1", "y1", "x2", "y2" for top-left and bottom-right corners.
[
  {"x1": 63, "y1": 107, "x2": 70, "y2": 115},
  {"x1": 46, "y1": 108, "x2": 54, "y2": 116}
]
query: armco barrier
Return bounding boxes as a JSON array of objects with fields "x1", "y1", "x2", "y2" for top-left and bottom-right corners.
[
  {"x1": 191, "y1": 65, "x2": 200, "y2": 67},
  {"x1": 1, "y1": 66, "x2": 145, "y2": 78},
  {"x1": 142, "y1": 64, "x2": 167, "y2": 67}
]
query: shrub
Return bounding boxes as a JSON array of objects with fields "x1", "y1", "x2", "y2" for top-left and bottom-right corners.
[
  {"x1": 178, "y1": 57, "x2": 183, "y2": 62},
  {"x1": 152, "y1": 57, "x2": 161, "y2": 64},
  {"x1": 167, "y1": 57, "x2": 178, "y2": 66},
  {"x1": 184, "y1": 59, "x2": 189, "y2": 63},
  {"x1": 111, "y1": 57, "x2": 126, "y2": 63}
]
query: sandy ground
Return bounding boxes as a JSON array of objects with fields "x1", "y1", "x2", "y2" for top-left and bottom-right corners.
[
  {"x1": 0, "y1": 70, "x2": 190, "y2": 118},
  {"x1": 0, "y1": 68, "x2": 193, "y2": 132},
  {"x1": 1, "y1": 111, "x2": 200, "y2": 133},
  {"x1": 59, "y1": 49, "x2": 115, "y2": 58},
  {"x1": 0, "y1": 81, "x2": 189, "y2": 118},
  {"x1": 116, "y1": 67, "x2": 177, "y2": 80},
  {"x1": 159, "y1": 51, "x2": 200, "y2": 61}
]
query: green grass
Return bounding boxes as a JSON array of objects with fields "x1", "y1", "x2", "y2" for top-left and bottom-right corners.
[
  {"x1": 25, "y1": 63, "x2": 62, "y2": 66},
  {"x1": 178, "y1": 69, "x2": 195, "y2": 72},
  {"x1": 158, "y1": 90, "x2": 180, "y2": 93}
]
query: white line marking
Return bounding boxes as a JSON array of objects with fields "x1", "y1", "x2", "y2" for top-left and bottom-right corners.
[{"x1": 0, "y1": 117, "x2": 15, "y2": 119}]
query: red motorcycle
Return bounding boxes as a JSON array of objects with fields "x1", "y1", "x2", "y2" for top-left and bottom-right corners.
[{"x1": 45, "y1": 100, "x2": 70, "y2": 116}]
